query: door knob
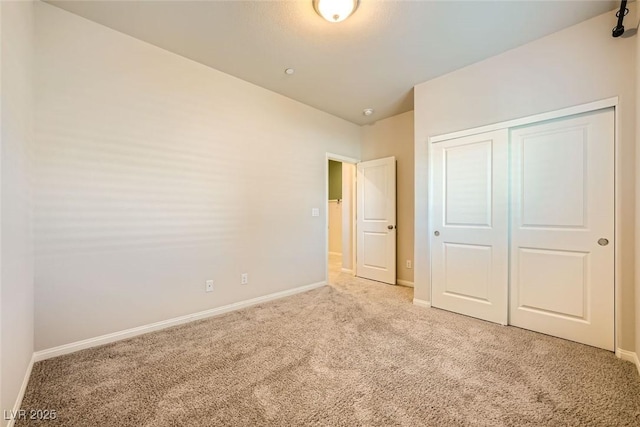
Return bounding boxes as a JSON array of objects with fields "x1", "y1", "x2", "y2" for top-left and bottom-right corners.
[
  {"x1": 434, "y1": 231, "x2": 440, "y2": 236},
  {"x1": 598, "y1": 238, "x2": 609, "y2": 246},
  {"x1": 387, "y1": 225, "x2": 395, "y2": 230}
]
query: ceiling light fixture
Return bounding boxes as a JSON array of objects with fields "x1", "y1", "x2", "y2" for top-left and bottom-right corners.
[
  {"x1": 285, "y1": 68, "x2": 295, "y2": 75},
  {"x1": 363, "y1": 108, "x2": 374, "y2": 116},
  {"x1": 313, "y1": 0, "x2": 359, "y2": 23}
]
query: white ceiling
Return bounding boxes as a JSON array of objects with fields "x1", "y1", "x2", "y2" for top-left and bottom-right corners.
[{"x1": 47, "y1": 0, "x2": 618, "y2": 125}]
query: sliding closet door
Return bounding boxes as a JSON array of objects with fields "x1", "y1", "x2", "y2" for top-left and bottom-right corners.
[
  {"x1": 509, "y1": 109, "x2": 614, "y2": 351},
  {"x1": 431, "y1": 130, "x2": 509, "y2": 324}
]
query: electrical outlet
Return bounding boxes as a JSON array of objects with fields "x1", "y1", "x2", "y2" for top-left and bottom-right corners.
[
  {"x1": 241, "y1": 273, "x2": 248, "y2": 285},
  {"x1": 205, "y1": 280, "x2": 214, "y2": 292},
  {"x1": 406, "y1": 260, "x2": 412, "y2": 269}
]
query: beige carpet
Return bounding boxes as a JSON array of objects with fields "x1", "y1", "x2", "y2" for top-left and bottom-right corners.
[{"x1": 18, "y1": 269, "x2": 640, "y2": 426}]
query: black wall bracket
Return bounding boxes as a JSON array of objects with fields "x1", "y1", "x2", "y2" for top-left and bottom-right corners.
[{"x1": 612, "y1": 0, "x2": 628, "y2": 37}]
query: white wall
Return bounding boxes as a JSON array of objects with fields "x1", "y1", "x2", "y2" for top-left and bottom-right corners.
[
  {"x1": 414, "y1": 10, "x2": 637, "y2": 350},
  {"x1": 34, "y1": 2, "x2": 361, "y2": 351},
  {"x1": 341, "y1": 162, "x2": 355, "y2": 272},
  {"x1": 1, "y1": 1, "x2": 35, "y2": 423},
  {"x1": 362, "y1": 111, "x2": 414, "y2": 284},
  {"x1": 328, "y1": 201, "x2": 342, "y2": 254},
  {"x1": 636, "y1": 14, "x2": 640, "y2": 361}
]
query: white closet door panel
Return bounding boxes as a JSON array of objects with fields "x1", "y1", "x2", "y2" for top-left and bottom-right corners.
[
  {"x1": 431, "y1": 130, "x2": 509, "y2": 324},
  {"x1": 444, "y1": 141, "x2": 492, "y2": 227},
  {"x1": 510, "y1": 108, "x2": 614, "y2": 350},
  {"x1": 357, "y1": 157, "x2": 396, "y2": 284}
]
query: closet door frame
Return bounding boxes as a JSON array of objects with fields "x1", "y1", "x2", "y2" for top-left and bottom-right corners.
[{"x1": 427, "y1": 97, "x2": 620, "y2": 351}]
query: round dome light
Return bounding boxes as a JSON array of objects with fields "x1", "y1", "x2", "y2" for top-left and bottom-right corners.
[{"x1": 313, "y1": 0, "x2": 359, "y2": 23}]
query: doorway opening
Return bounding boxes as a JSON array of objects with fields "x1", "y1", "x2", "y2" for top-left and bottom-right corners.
[{"x1": 326, "y1": 154, "x2": 358, "y2": 282}]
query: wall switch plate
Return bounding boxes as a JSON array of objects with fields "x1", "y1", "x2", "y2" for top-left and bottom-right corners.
[
  {"x1": 241, "y1": 273, "x2": 248, "y2": 285},
  {"x1": 406, "y1": 260, "x2": 412, "y2": 269},
  {"x1": 312, "y1": 208, "x2": 320, "y2": 217},
  {"x1": 205, "y1": 280, "x2": 214, "y2": 292}
]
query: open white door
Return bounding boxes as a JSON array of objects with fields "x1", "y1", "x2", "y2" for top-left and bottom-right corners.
[
  {"x1": 356, "y1": 157, "x2": 396, "y2": 284},
  {"x1": 509, "y1": 109, "x2": 615, "y2": 351},
  {"x1": 431, "y1": 130, "x2": 509, "y2": 324}
]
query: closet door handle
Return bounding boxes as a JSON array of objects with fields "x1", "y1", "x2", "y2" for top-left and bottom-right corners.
[
  {"x1": 434, "y1": 231, "x2": 440, "y2": 237},
  {"x1": 598, "y1": 238, "x2": 609, "y2": 246}
]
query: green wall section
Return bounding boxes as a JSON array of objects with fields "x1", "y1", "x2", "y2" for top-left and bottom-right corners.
[{"x1": 328, "y1": 160, "x2": 342, "y2": 200}]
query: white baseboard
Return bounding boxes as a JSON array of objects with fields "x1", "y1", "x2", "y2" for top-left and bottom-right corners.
[
  {"x1": 340, "y1": 268, "x2": 354, "y2": 275},
  {"x1": 413, "y1": 298, "x2": 431, "y2": 308},
  {"x1": 616, "y1": 348, "x2": 640, "y2": 376},
  {"x1": 6, "y1": 354, "x2": 35, "y2": 427},
  {"x1": 397, "y1": 280, "x2": 414, "y2": 288},
  {"x1": 34, "y1": 281, "x2": 326, "y2": 362},
  {"x1": 328, "y1": 251, "x2": 342, "y2": 256}
]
